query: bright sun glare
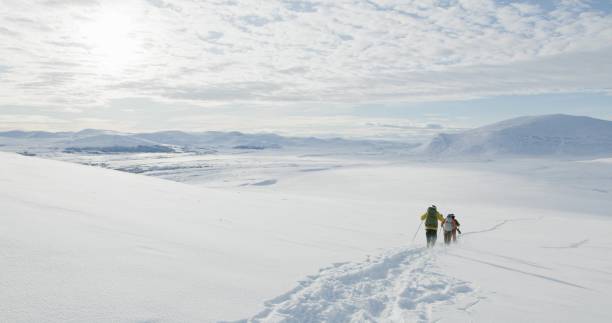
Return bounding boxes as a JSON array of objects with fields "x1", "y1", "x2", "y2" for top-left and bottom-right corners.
[{"x1": 80, "y1": 10, "x2": 139, "y2": 73}]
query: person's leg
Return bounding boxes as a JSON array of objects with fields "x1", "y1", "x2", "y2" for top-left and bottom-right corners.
[
  {"x1": 452, "y1": 229, "x2": 457, "y2": 242},
  {"x1": 431, "y1": 230, "x2": 438, "y2": 246},
  {"x1": 444, "y1": 231, "x2": 451, "y2": 244},
  {"x1": 426, "y1": 229, "x2": 435, "y2": 247}
]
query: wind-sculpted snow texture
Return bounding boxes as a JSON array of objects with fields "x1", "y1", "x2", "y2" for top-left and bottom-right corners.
[{"x1": 247, "y1": 247, "x2": 476, "y2": 323}]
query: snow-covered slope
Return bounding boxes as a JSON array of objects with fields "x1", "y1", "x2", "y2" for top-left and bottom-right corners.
[
  {"x1": 0, "y1": 152, "x2": 409, "y2": 322},
  {"x1": 424, "y1": 114, "x2": 612, "y2": 157},
  {"x1": 2, "y1": 152, "x2": 612, "y2": 322},
  {"x1": 248, "y1": 164, "x2": 612, "y2": 322}
]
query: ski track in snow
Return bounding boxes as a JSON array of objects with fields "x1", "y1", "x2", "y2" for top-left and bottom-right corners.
[
  {"x1": 238, "y1": 247, "x2": 478, "y2": 323},
  {"x1": 235, "y1": 218, "x2": 555, "y2": 323},
  {"x1": 446, "y1": 253, "x2": 589, "y2": 290},
  {"x1": 542, "y1": 239, "x2": 589, "y2": 249},
  {"x1": 461, "y1": 216, "x2": 543, "y2": 237}
]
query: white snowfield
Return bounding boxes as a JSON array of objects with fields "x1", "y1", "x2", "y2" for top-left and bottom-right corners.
[
  {"x1": 424, "y1": 114, "x2": 612, "y2": 157},
  {"x1": 2, "y1": 151, "x2": 612, "y2": 322}
]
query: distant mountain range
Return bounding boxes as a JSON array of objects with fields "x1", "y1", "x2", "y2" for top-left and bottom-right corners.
[
  {"x1": 0, "y1": 129, "x2": 415, "y2": 155},
  {"x1": 3, "y1": 114, "x2": 612, "y2": 158},
  {"x1": 422, "y1": 114, "x2": 612, "y2": 157}
]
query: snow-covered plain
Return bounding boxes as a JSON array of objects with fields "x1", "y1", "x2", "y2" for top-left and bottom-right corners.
[
  {"x1": 2, "y1": 149, "x2": 612, "y2": 323},
  {"x1": 0, "y1": 128, "x2": 414, "y2": 188}
]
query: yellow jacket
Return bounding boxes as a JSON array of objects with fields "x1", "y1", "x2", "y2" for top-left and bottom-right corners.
[{"x1": 420, "y1": 211, "x2": 445, "y2": 230}]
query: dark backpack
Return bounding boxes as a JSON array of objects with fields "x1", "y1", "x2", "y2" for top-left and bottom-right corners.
[{"x1": 425, "y1": 207, "x2": 439, "y2": 227}]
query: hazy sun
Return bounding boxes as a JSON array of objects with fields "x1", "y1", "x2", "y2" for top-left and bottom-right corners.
[{"x1": 80, "y1": 10, "x2": 139, "y2": 73}]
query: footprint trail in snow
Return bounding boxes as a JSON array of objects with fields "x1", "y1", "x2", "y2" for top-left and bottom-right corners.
[{"x1": 243, "y1": 247, "x2": 479, "y2": 323}]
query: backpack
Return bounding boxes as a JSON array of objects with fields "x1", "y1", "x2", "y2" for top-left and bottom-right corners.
[
  {"x1": 443, "y1": 215, "x2": 454, "y2": 232},
  {"x1": 425, "y1": 207, "x2": 439, "y2": 227}
]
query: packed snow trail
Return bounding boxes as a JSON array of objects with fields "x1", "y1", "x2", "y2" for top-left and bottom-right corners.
[
  {"x1": 238, "y1": 220, "x2": 514, "y2": 323},
  {"x1": 240, "y1": 246, "x2": 478, "y2": 323},
  {"x1": 238, "y1": 218, "x2": 590, "y2": 323}
]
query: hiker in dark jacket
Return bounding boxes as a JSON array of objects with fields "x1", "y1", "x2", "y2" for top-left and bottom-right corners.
[{"x1": 420, "y1": 205, "x2": 445, "y2": 247}]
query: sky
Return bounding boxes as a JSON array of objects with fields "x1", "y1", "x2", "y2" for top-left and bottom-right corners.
[{"x1": 0, "y1": 0, "x2": 611, "y2": 139}]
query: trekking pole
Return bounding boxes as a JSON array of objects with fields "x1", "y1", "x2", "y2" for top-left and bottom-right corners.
[{"x1": 411, "y1": 221, "x2": 423, "y2": 243}]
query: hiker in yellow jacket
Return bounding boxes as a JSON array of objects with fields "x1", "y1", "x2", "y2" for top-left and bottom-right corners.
[{"x1": 420, "y1": 205, "x2": 445, "y2": 247}]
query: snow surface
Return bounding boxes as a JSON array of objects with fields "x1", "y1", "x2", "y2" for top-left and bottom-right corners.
[
  {"x1": 2, "y1": 151, "x2": 612, "y2": 322},
  {"x1": 0, "y1": 128, "x2": 408, "y2": 188},
  {"x1": 0, "y1": 152, "x2": 406, "y2": 322},
  {"x1": 424, "y1": 114, "x2": 612, "y2": 157}
]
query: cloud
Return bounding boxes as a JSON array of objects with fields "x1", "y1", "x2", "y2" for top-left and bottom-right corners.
[
  {"x1": 199, "y1": 31, "x2": 224, "y2": 42},
  {"x1": 0, "y1": 65, "x2": 11, "y2": 74},
  {"x1": 239, "y1": 15, "x2": 272, "y2": 27},
  {"x1": 46, "y1": 40, "x2": 91, "y2": 50},
  {"x1": 145, "y1": 0, "x2": 182, "y2": 12},
  {"x1": 365, "y1": 121, "x2": 442, "y2": 130},
  {"x1": 363, "y1": 121, "x2": 455, "y2": 132},
  {"x1": 43, "y1": 0, "x2": 99, "y2": 6},
  {"x1": 4, "y1": 16, "x2": 53, "y2": 32},
  {"x1": 0, "y1": 0, "x2": 610, "y2": 110},
  {"x1": 0, "y1": 26, "x2": 19, "y2": 36},
  {"x1": 283, "y1": 0, "x2": 319, "y2": 13},
  {"x1": 162, "y1": 82, "x2": 285, "y2": 101},
  {"x1": 18, "y1": 72, "x2": 78, "y2": 89},
  {"x1": 426, "y1": 124, "x2": 443, "y2": 129},
  {"x1": 0, "y1": 114, "x2": 68, "y2": 126}
]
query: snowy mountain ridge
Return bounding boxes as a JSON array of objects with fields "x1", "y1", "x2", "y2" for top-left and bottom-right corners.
[
  {"x1": 4, "y1": 114, "x2": 612, "y2": 159},
  {"x1": 424, "y1": 114, "x2": 612, "y2": 157},
  {"x1": 0, "y1": 129, "x2": 415, "y2": 154}
]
